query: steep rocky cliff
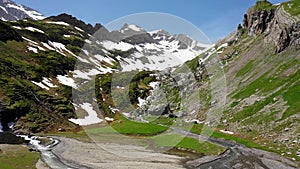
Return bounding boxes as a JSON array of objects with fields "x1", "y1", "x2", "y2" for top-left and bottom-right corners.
[
  {"x1": 242, "y1": 2, "x2": 300, "y2": 53},
  {"x1": 205, "y1": 1, "x2": 300, "y2": 161}
]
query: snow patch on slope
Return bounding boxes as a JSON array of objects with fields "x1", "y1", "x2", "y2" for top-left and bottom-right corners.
[
  {"x1": 12, "y1": 26, "x2": 22, "y2": 29},
  {"x1": 69, "y1": 103, "x2": 103, "y2": 126},
  {"x1": 73, "y1": 69, "x2": 101, "y2": 80},
  {"x1": 27, "y1": 47, "x2": 38, "y2": 53},
  {"x1": 42, "y1": 77, "x2": 58, "y2": 88},
  {"x1": 32, "y1": 81, "x2": 50, "y2": 90},
  {"x1": 75, "y1": 26, "x2": 84, "y2": 32},
  {"x1": 57, "y1": 75, "x2": 77, "y2": 89},
  {"x1": 6, "y1": 4, "x2": 45, "y2": 20},
  {"x1": 125, "y1": 24, "x2": 143, "y2": 32},
  {"x1": 0, "y1": 6, "x2": 8, "y2": 14},
  {"x1": 25, "y1": 27, "x2": 44, "y2": 33},
  {"x1": 114, "y1": 42, "x2": 134, "y2": 51},
  {"x1": 46, "y1": 21, "x2": 69, "y2": 26},
  {"x1": 48, "y1": 41, "x2": 76, "y2": 56}
]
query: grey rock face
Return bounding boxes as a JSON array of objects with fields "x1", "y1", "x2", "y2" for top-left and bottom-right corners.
[
  {"x1": 123, "y1": 33, "x2": 157, "y2": 45},
  {"x1": 243, "y1": 8, "x2": 275, "y2": 36},
  {"x1": 242, "y1": 5, "x2": 300, "y2": 53},
  {"x1": 276, "y1": 21, "x2": 300, "y2": 53},
  {"x1": 265, "y1": 6, "x2": 300, "y2": 53},
  {"x1": 174, "y1": 34, "x2": 194, "y2": 49},
  {"x1": 120, "y1": 23, "x2": 147, "y2": 37}
]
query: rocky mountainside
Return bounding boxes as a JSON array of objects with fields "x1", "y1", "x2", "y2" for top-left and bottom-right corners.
[
  {"x1": 0, "y1": 9, "x2": 209, "y2": 133},
  {"x1": 0, "y1": 0, "x2": 44, "y2": 21},
  {"x1": 183, "y1": 0, "x2": 300, "y2": 161}
]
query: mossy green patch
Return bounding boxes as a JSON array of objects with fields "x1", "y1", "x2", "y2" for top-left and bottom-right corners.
[
  {"x1": 236, "y1": 60, "x2": 254, "y2": 77},
  {"x1": 282, "y1": 83, "x2": 300, "y2": 119},
  {"x1": 86, "y1": 115, "x2": 168, "y2": 136},
  {"x1": 109, "y1": 115, "x2": 168, "y2": 136}
]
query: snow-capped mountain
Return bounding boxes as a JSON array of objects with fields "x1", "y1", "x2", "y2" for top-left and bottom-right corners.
[
  {"x1": 0, "y1": 13, "x2": 211, "y2": 129},
  {"x1": 0, "y1": 0, "x2": 44, "y2": 21},
  {"x1": 90, "y1": 24, "x2": 212, "y2": 71},
  {"x1": 120, "y1": 23, "x2": 147, "y2": 37}
]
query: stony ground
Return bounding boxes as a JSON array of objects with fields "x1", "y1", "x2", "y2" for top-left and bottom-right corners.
[{"x1": 52, "y1": 137, "x2": 186, "y2": 169}]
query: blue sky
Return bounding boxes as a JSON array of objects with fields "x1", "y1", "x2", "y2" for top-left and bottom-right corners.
[{"x1": 15, "y1": 0, "x2": 286, "y2": 42}]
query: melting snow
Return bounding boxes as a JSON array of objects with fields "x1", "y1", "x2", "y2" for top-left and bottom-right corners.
[
  {"x1": 97, "y1": 66, "x2": 113, "y2": 74},
  {"x1": 56, "y1": 75, "x2": 77, "y2": 89},
  {"x1": 82, "y1": 49, "x2": 89, "y2": 56},
  {"x1": 41, "y1": 42, "x2": 55, "y2": 50},
  {"x1": 144, "y1": 43, "x2": 159, "y2": 50},
  {"x1": 76, "y1": 56, "x2": 90, "y2": 64},
  {"x1": 220, "y1": 129, "x2": 234, "y2": 135},
  {"x1": 105, "y1": 117, "x2": 114, "y2": 122},
  {"x1": 36, "y1": 45, "x2": 45, "y2": 51},
  {"x1": 22, "y1": 37, "x2": 38, "y2": 45},
  {"x1": 217, "y1": 43, "x2": 228, "y2": 51},
  {"x1": 85, "y1": 39, "x2": 91, "y2": 44},
  {"x1": 75, "y1": 26, "x2": 84, "y2": 32},
  {"x1": 32, "y1": 81, "x2": 50, "y2": 90},
  {"x1": 73, "y1": 69, "x2": 100, "y2": 80},
  {"x1": 0, "y1": 6, "x2": 8, "y2": 14},
  {"x1": 25, "y1": 27, "x2": 44, "y2": 33},
  {"x1": 101, "y1": 41, "x2": 134, "y2": 52},
  {"x1": 63, "y1": 35, "x2": 71, "y2": 38},
  {"x1": 6, "y1": 4, "x2": 44, "y2": 20},
  {"x1": 46, "y1": 21, "x2": 69, "y2": 26},
  {"x1": 12, "y1": 26, "x2": 22, "y2": 30},
  {"x1": 28, "y1": 47, "x2": 38, "y2": 53},
  {"x1": 137, "y1": 97, "x2": 146, "y2": 107},
  {"x1": 42, "y1": 77, "x2": 58, "y2": 88},
  {"x1": 149, "y1": 82, "x2": 159, "y2": 89},
  {"x1": 119, "y1": 52, "x2": 183, "y2": 71},
  {"x1": 69, "y1": 103, "x2": 103, "y2": 126},
  {"x1": 23, "y1": 37, "x2": 45, "y2": 52},
  {"x1": 94, "y1": 54, "x2": 115, "y2": 65},
  {"x1": 48, "y1": 41, "x2": 76, "y2": 56},
  {"x1": 101, "y1": 41, "x2": 117, "y2": 50},
  {"x1": 126, "y1": 24, "x2": 143, "y2": 32},
  {"x1": 0, "y1": 17, "x2": 7, "y2": 21}
]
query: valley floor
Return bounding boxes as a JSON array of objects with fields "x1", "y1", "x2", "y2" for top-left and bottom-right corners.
[
  {"x1": 37, "y1": 132, "x2": 299, "y2": 169},
  {"x1": 51, "y1": 137, "x2": 185, "y2": 169}
]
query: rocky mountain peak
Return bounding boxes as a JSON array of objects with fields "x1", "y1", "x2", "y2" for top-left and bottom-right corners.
[
  {"x1": 238, "y1": 1, "x2": 300, "y2": 53},
  {"x1": 150, "y1": 29, "x2": 171, "y2": 36},
  {"x1": 0, "y1": 0, "x2": 44, "y2": 21},
  {"x1": 121, "y1": 23, "x2": 145, "y2": 32},
  {"x1": 242, "y1": 5, "x2": 275, "y2": 36},
  {"x1": 46, "y1": 13, "x2": 104, "y2": 35},
  {"x1": 120, "y1": 23, "x2": 147, "y2": 38}
]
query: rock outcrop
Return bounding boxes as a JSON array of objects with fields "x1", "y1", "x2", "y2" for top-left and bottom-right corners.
[
  {"x1": 46, "y1": 13, "x2": 104, "y2": 35},
  {"x1": 242, "y1": 3, "x2": 300, "y2": 53},
  {"x1": 243, "y1": 8, "x2": 275, "y2": 36}
]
